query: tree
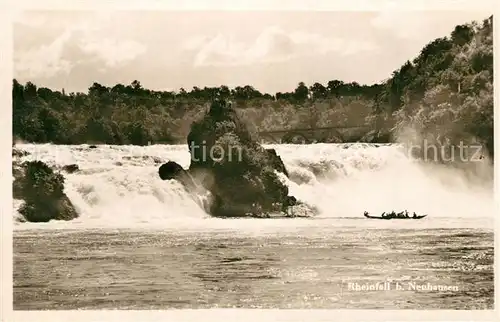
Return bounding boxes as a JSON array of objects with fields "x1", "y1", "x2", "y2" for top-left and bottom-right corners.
[
  {"x1": 294, "y1": 82, "x2": 309, "y2": 102},
  {"x1": 24, "y1": 82, "x2": 37, "y2": 99},
  {"x1": 88, "y1": 82, "x2": 109, "y2": 96},
  {"x1": 219, "y1": 85, "x2": 231, "y2": 99},
  {"x1": 131, "y1": 80, "x2": 142, "y2": 90},
  {"x1": 327, "y1": 80, "x2": 344, "y2": 96},
  {"x1": 309, "y1": 82, "x2": 328, "y2": 100},
  {"x1": 451, "y1": 24, "x2": 474, "y2": 46}
]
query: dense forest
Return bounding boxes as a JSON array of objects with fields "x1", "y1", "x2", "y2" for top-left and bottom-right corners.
[{"x1": 12, "y1": 16, "x2": 493, "y2": 156}]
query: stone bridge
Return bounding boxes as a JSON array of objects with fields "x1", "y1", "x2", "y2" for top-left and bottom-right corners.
[{"x1": 257, "y1": 125, "x2": 371, "y2": 144}]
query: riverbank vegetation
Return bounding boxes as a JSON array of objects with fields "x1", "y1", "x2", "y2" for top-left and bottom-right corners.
[{"x1": 12, "y1": 16, "x2": 493, "y2": 157}]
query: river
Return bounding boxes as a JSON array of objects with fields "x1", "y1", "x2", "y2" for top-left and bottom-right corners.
[{"x1": 12, "y1": 143, "x2": 495, "y2": 309}]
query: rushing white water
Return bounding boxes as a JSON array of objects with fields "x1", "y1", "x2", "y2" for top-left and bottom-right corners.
[{"x1": 13, "y1": 143, "x2": 495, "y2": 231}]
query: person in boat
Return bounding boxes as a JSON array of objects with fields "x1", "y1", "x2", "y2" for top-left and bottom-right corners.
[
  {"x1": 404, "y1": 210, "x2": 409, "y2": 218},
  {"x1": 364, "y1": 211, "x2": 369, "y2": 217},
  {"x1": 412, "y1": 212, "x2": 417, "y2": 218}
]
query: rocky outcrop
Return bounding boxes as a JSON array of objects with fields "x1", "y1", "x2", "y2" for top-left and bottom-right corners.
[
  {"x1": 158, "y1": 161, "x2": 198, "y2": 192},
  {"x1": 265, "y1": 148, "x2": 289, "y2": 177},
  {"x1": 62, "y1": 164, "x2": 79, "y2": 173},
  {"x1": 161, "y1": 99, "x2": 297, "y2": 218},
  {"x1": 12, "y1": 148, "x2": 30, "y2": 158},
  {"x1": 13, "y1": 160, "x2": 78, "y2": 222}
]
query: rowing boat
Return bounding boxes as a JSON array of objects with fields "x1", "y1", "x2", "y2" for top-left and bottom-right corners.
[{"x1": 363, "y1": 212, "x2": 427, "y2": 220}]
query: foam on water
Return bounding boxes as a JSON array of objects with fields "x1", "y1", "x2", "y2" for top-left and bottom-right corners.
[
  {"x1": 13, "y1": 143, "x2": 494, "y2": 231},
  {"x1": 277, "y1": 143, "x2": 493, "y2": 220}
]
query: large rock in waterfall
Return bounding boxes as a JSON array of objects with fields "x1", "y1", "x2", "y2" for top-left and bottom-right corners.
[
  {"x1": 265, "y1": 148, "x2": 289, "y2": 177},
  {"x1": 158, "y1": 161, "x2": 198, "y2": 192},
  {"x1": 164, "y1": 98, "x2": 297, "y2": 217},
  {"x1": 13, "y1": 158, "x2": 78, "y2": 222}
]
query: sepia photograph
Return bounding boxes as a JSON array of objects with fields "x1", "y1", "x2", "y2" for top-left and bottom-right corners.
[{"x1": 5, "y1": 1, "x2": 496, "y2": 318}]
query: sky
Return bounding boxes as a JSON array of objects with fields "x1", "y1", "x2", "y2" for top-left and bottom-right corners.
[{"x1": 13, "y1": 10, "x2": 492, "y2": 94}]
